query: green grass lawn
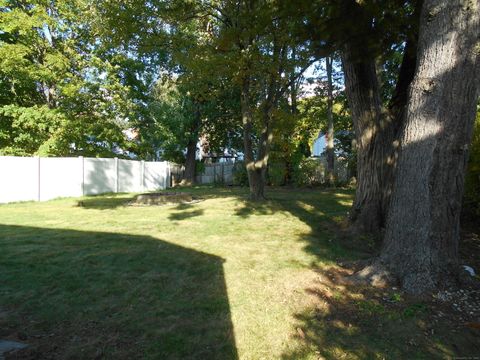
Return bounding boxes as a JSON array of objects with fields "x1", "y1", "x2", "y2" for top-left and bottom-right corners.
[{"x1": 0, "y1": 187, "x2": 478, "y2": 359}]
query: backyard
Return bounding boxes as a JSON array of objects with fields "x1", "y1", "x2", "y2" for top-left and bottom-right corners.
[{"x1": 0, "y1": 187, "x2": 479, "y2": 359}]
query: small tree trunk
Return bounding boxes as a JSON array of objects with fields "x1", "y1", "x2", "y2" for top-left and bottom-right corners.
[
  {"x1": 381, "y1": 0, "x2": 480, "y2": 294},
  {"x1": 326, "y1": 56, "x2": 335, "y2": 186},
  {"x1": 182, "y1": 104, "x2": 201, "y2": 186},
  {"x1": 247, "y1": 167, "x2": 266, "y2": 200},
  {"x1": 285, "y1": 60, "x2": 299, "y2": 185},
  {"x1": 241, "y1": 77, "x2": 266, "y2": 201},
  {"x1": 290, "y1": 47, "x2": 298, "y2": 116},
  {"x1": 240, "y1": 60, "x2": 277, "y2": 201},
  {"x1": 183, "y1": 138, "x2": 197, "y2": 185}
]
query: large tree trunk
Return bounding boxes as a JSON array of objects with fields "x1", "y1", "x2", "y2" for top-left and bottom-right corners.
[
  {"x1": 241, "y1": 99, "x2": 273, "y2": 201},
  {"x1": 326, "y1": 56, "x2": 335, "y2": 186},
  {"x1": 342, "y1": 48, "x2": 395, "y2": 233},
  {"x1": 380, "y1": 0, "x2": 480, "y2": 294},
  {"x1": 341, "y1": 0, "x2": 422, "y2": 234}
]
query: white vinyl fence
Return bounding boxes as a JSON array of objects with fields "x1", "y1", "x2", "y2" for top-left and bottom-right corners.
[{"x1": 0, "y1": 156, "x2": 172, "y2": 204}]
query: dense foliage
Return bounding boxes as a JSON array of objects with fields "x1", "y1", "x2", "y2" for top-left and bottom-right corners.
[{"x1": 0, "y1": 0, "x2": 138, "y2": 157}]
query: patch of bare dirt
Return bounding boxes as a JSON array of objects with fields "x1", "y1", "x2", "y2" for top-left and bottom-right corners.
[{"x1": 130, "y1": 192, "x2": 198, "y2": 205}]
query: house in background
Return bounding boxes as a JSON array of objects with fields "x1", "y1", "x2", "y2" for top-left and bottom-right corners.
[
  {"x1": 197, "y1": 134, "x2": 242, "y2": 163},
  {"x1": 312, "y1": 131, "x2": 327, "y2": 157},
  {"x1": 312, "y1": 130, "x2": 354, "y2": 158}
]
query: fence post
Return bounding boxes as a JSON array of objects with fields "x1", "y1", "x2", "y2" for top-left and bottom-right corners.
[
  {"x1": 37, "y1": 156, "x2": 41, "y2": 202},
  {"x1": 79, "y1": 156, "x2": 84, "y2": 196},
  {"x1": 140, "y1": 160, "x2": 145, "y2": 192},
  {"x1": 114, "y1": 157, "x2": 119, "y2": 193},
  {"x1": 166, "y1": 162, "x2": 171, "y2": 189}
]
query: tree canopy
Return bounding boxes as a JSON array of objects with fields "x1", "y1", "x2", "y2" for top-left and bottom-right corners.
[{"x1": 1, "y1": 0, "x2": 479, "y2": 294}]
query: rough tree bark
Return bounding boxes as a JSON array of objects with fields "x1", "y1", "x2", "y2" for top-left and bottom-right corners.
[
  {"x1": 342, "y1": 46, "x2": 394, "y2": 233},
  {"x1": 326, "y1": 56, "x2": 335, "y2": 186},
  {"x1": 379, "y1": 0, "x2": 480, "y2": 294},
  {"x1": 341, "y1": 0, "x2": 422, "y2": 233}
]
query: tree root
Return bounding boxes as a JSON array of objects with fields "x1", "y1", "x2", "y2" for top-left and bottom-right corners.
[{"x1": 346, "y1": 259, "x2": 396, "y2": 288}]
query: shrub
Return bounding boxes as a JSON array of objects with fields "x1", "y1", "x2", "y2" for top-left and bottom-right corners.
[
  {"x1": 233, "y1": 161, "x2": 249, "y2": 186},
  {"x1": 267, "y1": 161, "x2": 287, "y2": 186},
  {"x1": 292, "y1": 158, "x2": 325, "y2": 187},
  {"x1": 195, "y1": 160, "x2": 206, "y2": 175}
]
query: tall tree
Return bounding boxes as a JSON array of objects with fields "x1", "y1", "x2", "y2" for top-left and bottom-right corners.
[
  {"x1": 93, "y1": 0, "x2": 241, "y2": 177},
  {"x1": 379, "y1": 0, "x2": 480, "y2": 294},
  {"x1": 218, "y1": 0, "x2": 313, "y2": 200}
]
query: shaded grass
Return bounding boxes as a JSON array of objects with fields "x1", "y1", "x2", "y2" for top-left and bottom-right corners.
[{"x1": 0, "y1": 186, "x2": 478, "y2": 359}]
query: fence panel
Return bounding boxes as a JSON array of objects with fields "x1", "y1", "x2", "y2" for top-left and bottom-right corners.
[
  {"x1": 0, "y1": 156, "x2": 39, "y2": 203},
  {"x1": 223, "y1": 163, "x2": 234, "y2": 184},
  {"x1": 118, "y1": 159, "x2": 142, "y2": 193},
  {"x1": 40, "y1": 157, "x2": 83, "y2": 201},
  {"x1": 144, "y1": 161, "x2": 167, "y2": 191},
  {"x1": 83, "y1": 158, "x2": 116, "y2": 195}
]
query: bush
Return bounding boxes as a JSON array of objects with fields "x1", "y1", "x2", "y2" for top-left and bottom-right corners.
[
  {"x1": 267, "y1": 161, "x2": 287, "y2": 186},
  {"x1": 233, "y1": 161, "x2": 249, "y2": 186},
  {"x1": 292, "y1": 158, "x2": 325, "y2": 187},
  {"x1": 195, "y1": 160, "x2": 205, "y2": 175}
]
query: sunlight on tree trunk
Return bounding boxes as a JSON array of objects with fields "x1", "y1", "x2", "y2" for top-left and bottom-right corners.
[{"x1": 380, "y1": 0, "x2": 480, "y2": 294}]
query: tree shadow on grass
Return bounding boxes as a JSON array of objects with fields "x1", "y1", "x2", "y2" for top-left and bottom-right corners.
[
  {"x1": 231, "y1": 188, "x2": 479, "y2": 358},
  {"x1": 230, "y1": 190, "x2": 479, "y2": 359},
  {"x1": 234, "y1": 187, "x2": 373, "y2": 262},
  {"x1": 0, "y1": 224, "x2": 237, "y2": 360},
  {"x1": 280, "y1": 268, "x2": 480, "y2": 359},
  {"x1": 168, "y1": 208, "x2": 205, "y2": 221}
]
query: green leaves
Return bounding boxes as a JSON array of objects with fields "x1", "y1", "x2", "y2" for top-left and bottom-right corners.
[
  {"x1": 0, "y1": 105, "x2": 66, "y2": 155},
  {"x1": 0, "y1": 0, "x2": 135, "y2": 157}
]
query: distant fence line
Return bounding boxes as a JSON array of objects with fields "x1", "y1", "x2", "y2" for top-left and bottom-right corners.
[
  {"x1": 0, "y1": 156, "x2": 172, "y2": 204},
  {"x1": 185, "y1": 159, "x2": 348, "y2": 186},
  {"x1": 314, "y1": 155, "x2": 350, "y2": 184},
  {"x1": 167, "y1": 162, "x2": 234, "y2": 186},
  {"x1": 0, "y1": 155, "x2": 350, "y2": 204},
  {"x1": 196, "y1": 163, "x2": 235, "y2": 185}
]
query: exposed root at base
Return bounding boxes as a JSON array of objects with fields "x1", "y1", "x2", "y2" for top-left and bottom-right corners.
[{"x1": 345, "y1": 259, "x2": 395, "y2": 288}]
